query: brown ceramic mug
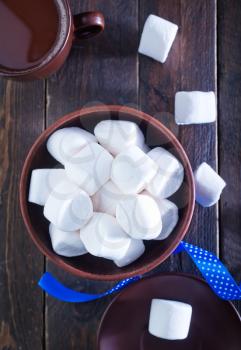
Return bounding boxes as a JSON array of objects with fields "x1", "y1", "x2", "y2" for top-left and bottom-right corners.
[{"x1": 0, "y1": 0, "x2": 105, "y2": 79}]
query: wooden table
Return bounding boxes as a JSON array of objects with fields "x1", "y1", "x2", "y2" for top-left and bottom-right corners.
[{"x1": 0, "y1": 1, "x2": 240, "y2": 349}]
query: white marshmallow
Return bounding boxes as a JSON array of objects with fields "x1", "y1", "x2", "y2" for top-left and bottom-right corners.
[
  {"x1": 154, "y1": 197, "x2": 178, "y2": 240},
  {"x1": 49, "y1": 224, "x2": 87, "y2": 257},
  {"x1": 116, "y1": 194, "x2": 162, "y2": 240},
  {"x1": 28, "y1": 169, "x2": 68, "y2": 206},
  {"x1": 44, "y1": 180, "x2": 93, "y2": 231},
  {"x1": 114, "y1": 239, "x2": 145, "y2": 267},
  {"x1": 46, "y1": 127, "x2": 96, "y2": 164},
  {"x1": 92, "y1": 180, "x2": 125, "y2": 216},
  {"x1": 146, "y1": 147, "x2": 184, "y2": 198},
  {"x1": 148, "y1": 299, "x2": 192, "y2": 340},
  {"x1": 65, "y1": 143, "x2": 113, "y2": 196},
  {"x1": 138, "y1": 14, "x2": 178, "y2": 63},
  {"x1": 94, "y1": 120, "x2": 145, "y2": 155},
  {"x1": 111, "y1": 146, "x2": 158, "y2": 194},
  {"x1": 175, "y1": 91, "x2": 216, "y2": 125},
  {"x1": 80, "y1": 213, "x2": 135, "y2": 261},
  {"x1": 194, "y1": 162, "x2": 226, "y2": 207}
]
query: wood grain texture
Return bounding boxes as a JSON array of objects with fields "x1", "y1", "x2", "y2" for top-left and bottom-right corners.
[
  {"x1": 218, "y1": 0, "x2": 241, "y2": 311},
  {"x1": 139, "y1": 0, "x2": 217, "y2": 277},
  {"x1": 0, "y1": 1, "x2": 240, "y2": 349},
  {"x1": 0, "y1": 80, "x2": 45, "y2": 349},
  {"x1": 45, "y1": 1, "x2": 139, "y2": 349}
]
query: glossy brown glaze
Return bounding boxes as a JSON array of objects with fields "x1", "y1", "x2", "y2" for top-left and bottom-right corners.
[
  {"x1": 0, "y1": 0, "x2": 104, "y2": 79},
  {"x1": 97, "y1": 273, "x2": 241, "y2": 350},
  {"x1": 19, "y1": 105, "x2": 195, "y2": 281}
]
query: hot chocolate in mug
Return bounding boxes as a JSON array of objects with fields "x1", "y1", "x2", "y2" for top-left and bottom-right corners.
[{"x1": 0, "y1": 0, "x2": 105, "y2": 79}]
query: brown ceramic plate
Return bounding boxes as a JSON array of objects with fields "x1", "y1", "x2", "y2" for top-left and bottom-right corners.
[
  {"x1": 97, "y1": 273, "x2": 241, "y2": 350},
  {"x1": 20, "y1": 105, "x2": 195, "y2": 280}
]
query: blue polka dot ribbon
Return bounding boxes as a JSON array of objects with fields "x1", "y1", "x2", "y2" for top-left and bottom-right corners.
[
  {"x1": 39, "y1": 241, "x2": 241, "y2": 302},
  {"x1": 176, "y1": 241, "x2": 241, "y2": 300},
  {"x1": 38, "y1": 272, "x2": 141, "y2": 302}
]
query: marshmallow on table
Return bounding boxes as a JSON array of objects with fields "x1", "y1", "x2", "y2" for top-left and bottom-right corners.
[
  {"x1": 194, "y1": 162, "x2": 226, "y2": 207},
  {"x1": 44, "y1": 180, "x2": 93, "y2": 231},
  {"x1": 111, "y1": 146, "x2": 158, "y2": 194},
  {"x1": 148, "y1": 299, "x2": 192, "y2": 340},
  {"x1": 94, "y1": 120, "x2": 145, "y2": 156},
  {"x1": 175, "y1": 91, "x2": 216, "y2": 125},
  {"x1": 138, "y1": 14, "x2": 178, "y2": 63},
  {"x1": 80, "y1": 212, "x2": 137, "y2": 261},
  {"x1": 116, "y1": 194, "x2": 162, "y2": 240},
  {"x1": 28, "y1": 169, "x2": 68, "y2": 206},
  {"x1": 49, "y1": 224, "x2": 87, "y2": 257},
  {"x1": 114, "y1": 238, "x2": 145, "y2": 267},
  {"x1": 143, "y1": 191, "x2": 178, "y2": 240},
  {"x1": 146, "y1": 147, "x2": 184, "y2": 198},
  {"x1": 92, "y1": 180, "x2": 125, "y2": 216},
  {"x1": 47, "y1": 127, "x2": 96, "y2": 164},
  {"x1": 65, "y1": 142, "x2": 113, "y2": 196}
]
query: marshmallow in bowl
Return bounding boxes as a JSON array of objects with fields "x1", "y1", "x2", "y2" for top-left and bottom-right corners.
[
  {"x1": 49, "y1": 223, "x2": 87, "y2": 257},
  {"x1": 114, "y1": 238, "x2": 145, "y2": 267},
  {"x1": 28, "y1": 168, "x2": 68, "y2": 205},
  {"x1": 175, "y1": 91, "x2": 216, "y2": 125},
  {"x1": 92, "y1": 180, "x2": 125, "y2": 216},
  {"x1": 65, "y1": 143, "x2": 113, "y2": 196},
  {"x1": 80, "y1": 212, "x2": 136, "y2": 261},
  {"x1": 46, "y1": 127, "x2": 96, "y2": 164},
  {"x1": 146, "y1": 147, "x2": 184, "y2": 198},
  {"x1": 148, "y1": 299, "x2": 192, "y2": 340},
  {"x1": 111, "y1": 146, "x2": 158, "y2": 194},
  {"x1": 116, "y1": 194, "x2": 162, "y2": 240},
  {"x1": 138, "y1": 14, "x2": 178, "y2": 63},
  {"x1": 94, "y1": 120, "x2": 145, "y2": 155},
  {"x1": 194, "y1": 162, "x2": 226, "y2": 207},
  {"x1": 142, "y1": 191, "x2": 178, "y2": 240},
  {"x1": 44, "y1": 180, "x2": 93, "y2": 231}
]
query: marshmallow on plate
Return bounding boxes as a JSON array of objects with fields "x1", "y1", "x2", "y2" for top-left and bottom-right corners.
[
  {"x1": 92, "y1": 180, "x2": 125, "y2": 216},
  {"x1": 116, "y1": 194, "x2": 162, "y2": 240},
  {"x1": 143, "y1": 191, "x2": 178, "y2": 240},
  {"x1": 28, "y1": 169, "x2": 68, "y2": 206},
  {"x1": 194, "y1": 162, "x2": 226, "y2": 207},
  {"x1": 175, "y1": 91, "x2": 216, "y2": 125},
  {"x1": 138, "y1": 14, "x2": 178, "y2": 63},
  {"x1": 65, "y1": 143, "x2": 113, "y2": 196},
  {"x1": 94, "y1": 120, "x2": 145, "y2": 155},
  {"x1": 111, "y1": 146, "x2": 158, "y2": 194},
  {"x1": 44, "y1": 180, "x2": 93, "y2": 231},
  {"x1": 148, "y1": 299, "x2": 192, "y2": 340},
  {"x1": 80, "y1": 212, "x2": 138, "y2": 261},
  {"x1": 47, "y1": 127, "x2": 96, "y2": 164},
  {"x1": 146, "y1": 147, "x2": 184, "y2": 198},
  {"x1": 49, "y1": 223, "x2": 87, "y2": 257}
]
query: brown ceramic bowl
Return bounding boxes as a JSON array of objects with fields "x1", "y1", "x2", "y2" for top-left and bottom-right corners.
[{"x1": 19, "y1": 105, "x2": 195, "y2": 281}]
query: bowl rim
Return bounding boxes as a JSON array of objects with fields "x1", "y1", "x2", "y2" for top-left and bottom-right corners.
[{"x1": 19, "y1": 105, "x2": 195, "y2": 281}]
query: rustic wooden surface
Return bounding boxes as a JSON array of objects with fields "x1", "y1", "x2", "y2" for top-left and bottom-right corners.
[{"x1": 0, "y1": 0, "x2": 240, "y2": 349}]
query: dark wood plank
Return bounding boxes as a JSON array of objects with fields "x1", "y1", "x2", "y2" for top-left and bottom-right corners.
[
  {"x1": 139, "y1": 0, "x2": 217, "y2": 277},
  {"x1": 45, "y1": 1, "x2": 139, "y2": 349},
  {"x1": 218, "y1": 0, "x2": 241, "y2": 313},
  {"x1": 0, "y1": 80, "x2": 45, "y2": 349}
]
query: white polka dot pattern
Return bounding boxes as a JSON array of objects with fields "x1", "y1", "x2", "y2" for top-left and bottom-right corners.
[{"x1": 177, "y1": 241, "x2": 241, "y2": 300}]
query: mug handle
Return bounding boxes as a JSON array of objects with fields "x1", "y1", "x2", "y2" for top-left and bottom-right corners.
[{"x1": 73, "y1": 11, "x2": 105, "y2": 42}]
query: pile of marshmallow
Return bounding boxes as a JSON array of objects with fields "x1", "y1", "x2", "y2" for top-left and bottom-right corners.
[{"x1": 28, "y1": 120, "x2": 184, "y2": 267}]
